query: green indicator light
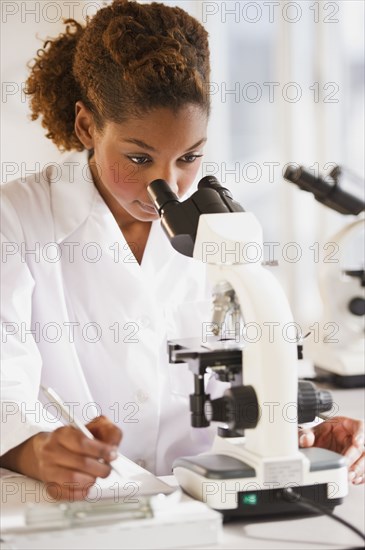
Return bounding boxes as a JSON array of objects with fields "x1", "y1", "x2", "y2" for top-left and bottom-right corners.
[{"x1": 243, "y1": 493, "x2": 257, "y2": 505}]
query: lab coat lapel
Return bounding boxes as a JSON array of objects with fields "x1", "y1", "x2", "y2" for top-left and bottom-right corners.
[
  {"x1": 140, "y1": 220, "x2": 174, "y2": 279},
  {"x1": 92, "y1": 190, "x2": 147, "y2": 283},
  {"x1": 50, "y1": 151, "x2": 97, "y2": 244}
]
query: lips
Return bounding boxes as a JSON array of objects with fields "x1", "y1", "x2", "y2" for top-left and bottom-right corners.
[{"x1": 139, "y1": 201, "x2": 157, "y2": 213}]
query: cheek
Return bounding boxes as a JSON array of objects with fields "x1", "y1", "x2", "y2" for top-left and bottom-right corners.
[{"x1": 104, "y1": 162, "x2": 142, "y2": 197}]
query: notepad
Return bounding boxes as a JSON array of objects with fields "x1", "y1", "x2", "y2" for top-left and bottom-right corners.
[{"x1": 87, "y1": 454, "x2": 176, "y2": 500}]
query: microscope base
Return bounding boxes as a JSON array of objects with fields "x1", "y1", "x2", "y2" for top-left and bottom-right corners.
[
  {"x1": 315, "y1": 366, "x2": 365, "y2": 388},
  {"x1": 173, "y1": 448, "x2": 347, "y2": 519},
  {"x1": 218, "y1": 483, "x2": 341, "y2": 520}
]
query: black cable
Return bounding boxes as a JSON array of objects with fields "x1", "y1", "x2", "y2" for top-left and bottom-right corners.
[
  {"x1": 301, "y1": 375, "x2": 334, "y2": 384},
  {"x1": 282, "y1": 488, "x2": 365, "y2": 544}
]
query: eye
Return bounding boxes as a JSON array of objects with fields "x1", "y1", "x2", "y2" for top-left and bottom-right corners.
[
  {"x1": 179, "y1": 153, "x2": 204, "y2": 163},
  {"x1": 127, "y1": 155, "x2": 151, "y2": 165}
]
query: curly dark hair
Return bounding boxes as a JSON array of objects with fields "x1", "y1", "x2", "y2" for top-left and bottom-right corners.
[{"x1": 25, "y1": 0, "x2": 210, "y2": 152}]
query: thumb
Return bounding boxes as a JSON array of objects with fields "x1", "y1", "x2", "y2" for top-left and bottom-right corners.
[{"x1": 299, "y1": 428, "x2": 315, "y2": 448}]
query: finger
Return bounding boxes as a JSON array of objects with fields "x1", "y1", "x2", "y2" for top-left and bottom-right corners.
[
  {"x1": 46, "y1": 442, "x2": 112, "y2": 479},
  {"x1": 334, "y1": 416, "x2": 364, "y2": 440},
  {"x1": 53, "y1": 426, "x2": 117, "y2": 463},
  {"x1": 43, "y1": 467, "x2": 96, "y2": 501},
  {"x1": 349, "y1": 452, "x2": 365, "y2": 485},
  {"x1": 343, "y1": 443, "x2": 363, "y2": 467},
  {"x1": 298, "y1": 429, "x2": 315, "y2": 448},
  {"x1": 352, "y1": 429, "x2": 365, "y2": 448},
  {"x1": 86, "y1": 415, "x2": 122, "y2": 447}
]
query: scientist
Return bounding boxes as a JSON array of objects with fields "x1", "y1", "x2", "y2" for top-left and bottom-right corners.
[{"x1": 1, "y1": 0, "x2": 364, "y2": 501}]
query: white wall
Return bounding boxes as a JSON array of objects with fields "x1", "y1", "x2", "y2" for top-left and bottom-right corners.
[{"x1": 1, "y1": 1, "x2": 104, "y2": 174}]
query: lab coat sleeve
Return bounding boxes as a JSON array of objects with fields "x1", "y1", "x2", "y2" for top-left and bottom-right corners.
[{"x1": 0, "y1": 194, "x2": 61, "y2": 457}]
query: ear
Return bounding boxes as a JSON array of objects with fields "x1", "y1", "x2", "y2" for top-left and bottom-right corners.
[{"x1": 74, "y1": 101, "x2": 97, "y2": 149}]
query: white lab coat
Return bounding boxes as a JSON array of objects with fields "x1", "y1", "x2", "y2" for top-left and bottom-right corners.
[{"x1": 0, "y1": 150, "x2": 218, "y2": 475}]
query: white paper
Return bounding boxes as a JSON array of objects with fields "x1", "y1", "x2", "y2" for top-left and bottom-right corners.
[
  {"x1": 88, "y1": 454, "x2": 176, "y2": 500},
  {"x1": 0, "y1": 467, "x2": 25, "y2": 479}
]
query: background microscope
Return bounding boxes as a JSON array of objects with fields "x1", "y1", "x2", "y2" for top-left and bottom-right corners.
[{"x1": 284, "y1": 165, "x2": 365, "y2": 388}]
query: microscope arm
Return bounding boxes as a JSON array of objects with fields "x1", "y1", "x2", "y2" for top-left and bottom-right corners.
[{"x1": 194, "y1": 212, "x2": 300, "y2": 460}]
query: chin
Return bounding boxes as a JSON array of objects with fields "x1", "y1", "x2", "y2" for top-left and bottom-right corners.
[
  {"x1": 134, "y1": 210, "x2": 159, "y2": 222},
  {"x1": 136, "y1": 205, "x2": 159, "y2": 219},
  {"x1": 145, "y1": 212, "x2": 160, "y2": 221}
]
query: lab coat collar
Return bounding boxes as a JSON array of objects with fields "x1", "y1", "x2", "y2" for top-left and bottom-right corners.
[
  {"x1": 50, "y1": 151, "x2": 175, "y2": 273},
  {"x1": 50, "y1": 150, "x2": 97, "y2": 244}
]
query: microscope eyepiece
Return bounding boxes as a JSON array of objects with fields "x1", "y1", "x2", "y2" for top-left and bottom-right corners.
[
  {"x1": 197, "y1": 176, "x2": 244, "y2": 213},
  {"x1": 284, "y1": 164, "x2": 365, "y2": 215},
  {"x1": 284, "y1": 165, "x2": 333, "y2": 197},
  {"x1": 147, "y1": 179, "x2": 179, "y2": 214},
  {"x1": 147, "y1": 175, "x2": 245, "y2": 256},
  {"x1": 198, "y1": 175, "x2": 233, "y2": 200}
]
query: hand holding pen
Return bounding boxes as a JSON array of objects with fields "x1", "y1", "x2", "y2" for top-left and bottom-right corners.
[{"x1": 33, "y1": 386, "x2": 123, "y2": 501}]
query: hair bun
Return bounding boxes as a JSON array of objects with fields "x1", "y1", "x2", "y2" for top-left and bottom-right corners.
[{"x1": 104, "y1": 16, "x2": 171, "y2": 67}]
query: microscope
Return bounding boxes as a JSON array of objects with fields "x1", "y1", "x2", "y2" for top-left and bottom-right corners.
[
  {"x1": 284, "y1": 165, "x2": 365, "y2": 388},
  {"x1": 147, "y1": 177, "x2": 348, "y2": 519}
]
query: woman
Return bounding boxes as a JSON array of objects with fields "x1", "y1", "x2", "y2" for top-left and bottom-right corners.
[{"x1": 1, "y1": 0, "x2": 363, "y2": 500}]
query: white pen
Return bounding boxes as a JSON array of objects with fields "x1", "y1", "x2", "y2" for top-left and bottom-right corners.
[{"x1": 40, "y1": 385, "x2": 124, "y2": 479}]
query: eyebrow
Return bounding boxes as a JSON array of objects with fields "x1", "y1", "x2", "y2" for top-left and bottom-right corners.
[{"x1": 122, "y1": 137, "x2": 207, "y2": 153}]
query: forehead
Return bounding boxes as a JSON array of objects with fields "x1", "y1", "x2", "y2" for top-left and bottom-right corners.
[{"x1": 105, "y1": 105, "x2": 208, "y2": 151}]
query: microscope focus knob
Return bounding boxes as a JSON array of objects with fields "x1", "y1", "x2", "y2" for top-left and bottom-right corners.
[
  {"x1": 348, "y1": 297, "x2": 365, "y2": 316},
  {"x1": 297, "y1": 380, "x2": 333, "y2": 423},
  {"x1": 218, "y1": 385, "x2": 259, "y2": 431}
]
